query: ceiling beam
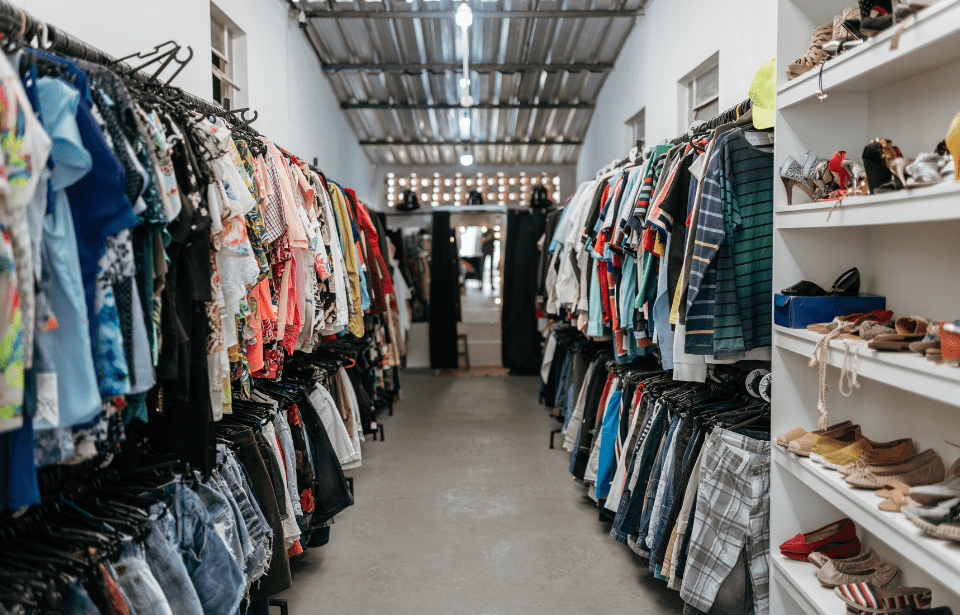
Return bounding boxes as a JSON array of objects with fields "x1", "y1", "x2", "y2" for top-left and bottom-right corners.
[
  {"x1": 359, "y1": 139, "x2": 583, "y2": 146},
  {"x1": 304, "y1": 9, "x2": 641, "y2": 19},
  {"x1": 321, "y1": 62, "x2": 614, "y2": 73},
  {"x1": 342, "y1": 102, "x2": 593, "y2": 110}
]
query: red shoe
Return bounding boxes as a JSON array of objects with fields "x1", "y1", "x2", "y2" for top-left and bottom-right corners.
[
  {"x1": 782, "y1": 537, "x2": 862, "y2": 563},
  {"x1": 779, "y1": 518, "x2": 858, "y2": 556}
]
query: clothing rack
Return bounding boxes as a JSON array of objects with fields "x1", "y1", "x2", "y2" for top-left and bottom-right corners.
[
  {"x1": 0, "y1": 0, "x2": 344, "y2": 185},
  {"x1": 669, "y1": 98, "x2": 753, "y2": 145}
]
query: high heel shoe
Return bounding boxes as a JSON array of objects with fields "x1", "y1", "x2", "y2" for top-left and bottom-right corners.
[
  {"x1": 780, "y1": 157, "x2": 816, "y2": 205},
  {"x1": 829, "y1": 151, "x2": 852, "y2": 195},
  {"x1": 787, "y1": 23, "x2": 833, "y2": 81},
  {"x1": 803, "y1": 152, "x2": 838, "y2": 199},
  {"x1": 946, "y1": 111, "x2": 960, "y2": 182},
  {"x1": 863, "y1": 139, "x2": 897, "y2": 194},
  {"x1": 843, "y1": 160, "x2": 868, "y2": 195}
]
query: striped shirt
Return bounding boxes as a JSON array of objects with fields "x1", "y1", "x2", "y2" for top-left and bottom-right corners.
[{"x1": 686, "y1": 130, "x2": 773, "y2": 357}]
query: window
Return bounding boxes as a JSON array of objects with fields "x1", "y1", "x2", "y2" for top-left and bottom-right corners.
[
  {"x1": 210, "y1": 4, "x2": 246, "y2": 109},
  {"x1": 625, "y1": 108, "x2": 645, "y2": 149},
  {"x1": 679, "y1": 53, "x2": 720, "y2": 131}
]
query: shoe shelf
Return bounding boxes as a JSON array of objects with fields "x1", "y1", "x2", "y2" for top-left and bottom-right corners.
[
  {"x1": 775, "y1": 181, "x2": 960, "y2": 229},
  {"x1": 772, "y1": 556, "x2": 835, "y2": 615},
  {"x1": 777, "y1": 0, "x2": 960, "y2": 109},
  {"x1": 774, "y1": 325, "x2": 960, "y2": 408},
  {"x1": 774, "y1": 447, "x2": 960, "y2": 591}
]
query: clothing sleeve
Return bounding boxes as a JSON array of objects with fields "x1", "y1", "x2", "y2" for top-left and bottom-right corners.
[{"x1": 685, "y1": 142, "x2": 726, "y2": 311}]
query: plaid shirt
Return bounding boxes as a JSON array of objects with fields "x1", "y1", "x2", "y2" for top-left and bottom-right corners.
[{"x1": 261, "y1": 155, "x2": 288, "y2": 243}]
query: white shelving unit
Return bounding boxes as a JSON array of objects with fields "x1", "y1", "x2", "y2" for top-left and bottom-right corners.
[
  {"x1": 771, "y1": 556, "x2": 835, "y2": 615},
  {"x1": 774, "y1": 326, "x2": 960, "y2": 407},
  {"x1": 775, "y1": 181, "x2": 960, "y2": 229},
  {"x1": 778, "y1": 0, "x2": 960, "y2": 109},
  {"x1": 772, "y1": 1, "x2": 960, "y2": 613},
  {"x1": 775, "y1": 448, "x2": 960, "y2": 589}
]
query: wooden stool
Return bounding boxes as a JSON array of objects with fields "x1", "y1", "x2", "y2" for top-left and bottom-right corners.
[{"x1": 457, "y1": 333, "x2": 470, "y2": 369}]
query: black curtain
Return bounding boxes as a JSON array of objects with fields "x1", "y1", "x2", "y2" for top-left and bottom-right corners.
[
  {"x1": 429, "y1": 212, "x2": 460, "y2": 369},
  {"x1": 502, "y1": 209, "x2": 546, "y2": 374}
]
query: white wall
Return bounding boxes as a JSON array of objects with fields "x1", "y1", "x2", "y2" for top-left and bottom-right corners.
[
  {"x1": 16, "y1": 0, "x2": 378, "y2": 207},
  {"x1": 575, "y1": 0, "x2": 778, "y2": 184}
]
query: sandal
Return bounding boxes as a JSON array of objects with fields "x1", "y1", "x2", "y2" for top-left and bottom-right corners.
[{"x1": 835, "y1": 583, "x2": 932, "y2": 613}]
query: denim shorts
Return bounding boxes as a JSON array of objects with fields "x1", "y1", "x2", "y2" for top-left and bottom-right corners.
[
  {"x1": 173, "y1": 483, "x2": 245, "y2": 615},
  {"x1": 146, "y1": 502, "x2": 205, "y2": 615},
  {"x1": 112, "y1": 538, "x2": 174, "y2": 615},
  {"x1": 220, "y1": 445, "x2": 273, "y2": 586}
]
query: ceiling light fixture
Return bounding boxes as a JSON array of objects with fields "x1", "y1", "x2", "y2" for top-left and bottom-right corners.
[
  {"x1": 460, "y1": 151, "x2": 474, "y2": 166},
  {"x1": 455, "y1": 2, "x2": 473, "y2": 27},
  {"x1": 458, "y1": 109, "x2": 471, "y2": 138}
]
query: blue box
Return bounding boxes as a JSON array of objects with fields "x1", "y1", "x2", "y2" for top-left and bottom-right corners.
[{"x1": 774, "y1": 294, "x2": 886, "y2": 329}]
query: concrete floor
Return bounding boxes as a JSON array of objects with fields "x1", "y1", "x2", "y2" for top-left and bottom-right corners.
[{"x1": 276, "y1": 371, "x2": 685, "y2": 614}]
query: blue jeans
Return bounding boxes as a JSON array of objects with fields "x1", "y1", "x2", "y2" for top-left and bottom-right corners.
[
  {"x1": 211, "y1": 468, "x2": 253, "y2": 573},
  {"x1": 61, "y1": 581, "x2": 102, "y2": 615},
  {"x1": 634, "y1": 413, "x2": 679, "y2": 557},
  {"x1": 172, "y1": 482, "x2": 245, "y2": 615},
  {"x1": 610, "y1": 401, "x2": 667, "y2": 544},
  {"x1": 273, "y1": 413, "x2": 303, "y2": 519},
  {"x1": 145, "y1": 503, "x2": 204, "y2": 615}
]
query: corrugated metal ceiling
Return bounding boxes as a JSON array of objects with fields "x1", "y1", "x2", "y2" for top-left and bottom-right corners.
[{"x1": 297, "y1": 0, "x2": 646, "y2": 165}]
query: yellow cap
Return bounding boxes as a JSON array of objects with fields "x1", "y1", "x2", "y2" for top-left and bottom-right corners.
[{"x1": 748, "y1": 58, "x2": 776, "y2": 130}]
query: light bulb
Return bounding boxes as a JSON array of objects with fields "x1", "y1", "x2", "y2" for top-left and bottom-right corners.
[
  {"x1": 460, "y1": 152, "x2": 474, "y2": 166},
  {"x1": 459, "y1": 112, "x2": 471, "y2": 138},
  {"x1": 455, "y1": 3, "x2": 473, "y2": 27},
  {"x1": 460, "y1": 94, "x2": 474, "y2": 108}
]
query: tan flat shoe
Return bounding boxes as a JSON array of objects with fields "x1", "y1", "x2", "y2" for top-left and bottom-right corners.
[
  {"x1": 809, "y1": 547, "x2": 876, "y2": 569},
  {"x1": 790, "y1": 423, "x2": 860, "y2": 457},
  {"x1": 778, "y1": 420, "x2": 853, "y2": 449},
  {"x1": 846, "y1": 451, "x2": 945, "y2": 490},
  {"x1": 818, "y1": 559, "x2": 898, "y2": 588}
]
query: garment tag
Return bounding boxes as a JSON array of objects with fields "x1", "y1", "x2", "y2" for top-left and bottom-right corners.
[{"x1": 689, "y1": 153, "x2": 707, "y2": 180}]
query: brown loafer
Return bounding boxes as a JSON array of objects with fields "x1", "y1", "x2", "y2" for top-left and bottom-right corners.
[
  {"x1": 846, "y1": 450, "x2": 945, "y2": 490},
  {"x1": 839, "y1": 448, "x2": 941, "y2": 477}
]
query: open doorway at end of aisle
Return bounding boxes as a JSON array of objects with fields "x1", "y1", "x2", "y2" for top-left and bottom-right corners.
[{"x1": 456, "y1": 218, "x2": 504, "y2": 370}]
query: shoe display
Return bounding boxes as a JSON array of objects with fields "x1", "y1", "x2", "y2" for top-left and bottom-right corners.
[{"x1": 835, "y1": 583, "x2": 932, "y2": 613}]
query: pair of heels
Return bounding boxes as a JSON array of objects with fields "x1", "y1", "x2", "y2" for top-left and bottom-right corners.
[
  {"x1": 780, "y1": 152, "x2": 865, "y2": 205},
  {"x1": 787, "y1": 8, "x2": 861, "y2": 81},
  {"x1": 852, "y1": 0, "x2": 939, "y2": 37},
  {"x1": 863, "y1": 113, "x2": 960, "y2": 194}
]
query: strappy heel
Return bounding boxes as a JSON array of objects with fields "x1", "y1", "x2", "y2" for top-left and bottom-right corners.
[{"x1": 780, "y1": 156, "x2": 816, "y2": 205}]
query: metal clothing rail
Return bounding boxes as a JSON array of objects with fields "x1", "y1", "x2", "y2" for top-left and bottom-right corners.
[{"x1": 669, "y1": 98, "x2": 754, "y2": 145}]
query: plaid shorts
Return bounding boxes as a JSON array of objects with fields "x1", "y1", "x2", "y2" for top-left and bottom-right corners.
[{"x1": 679, "y1": 427, "x2": 770, "y2": 615}]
